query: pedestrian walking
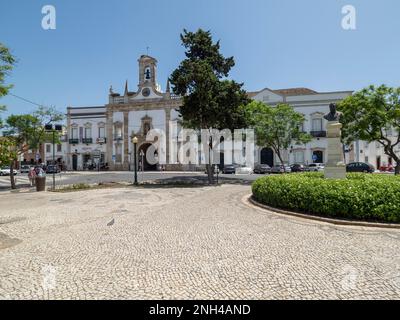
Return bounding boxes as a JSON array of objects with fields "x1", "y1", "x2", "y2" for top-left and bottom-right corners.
[{"x1": 28, "y1": 167, "x2": 37, "y2": 187}]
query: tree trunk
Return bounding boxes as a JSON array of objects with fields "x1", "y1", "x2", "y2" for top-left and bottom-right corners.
[
  {"x1": 206, "y1": 164, "x2": 214, "y2": 185},
  {"x1": 395, "y1": 163, "x2": 400, "y2": 176},
  {"x1": 276, "y1": 150, "x2": 285, "y2": 166},
  {"x1": 206, "y1": 136, "x2": 214, "y2": 184},
  {"x1": 387, "y1": 151, "x2": 400, "y2": 176},
  {"x1": 9, "y1": 160, "x2": 16, "y2": 189}
]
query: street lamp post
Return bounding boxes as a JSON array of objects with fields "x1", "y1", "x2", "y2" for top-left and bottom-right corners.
[
  {"x1": 132, "y1": 136, "x2": 138, "y2": 185},
  {"x1": 45, "y1": 124, "x2": 63, "y2": 190}
]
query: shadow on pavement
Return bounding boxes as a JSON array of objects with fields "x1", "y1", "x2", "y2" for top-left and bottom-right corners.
[{"x1": 142, "y1": 175, "x2": 253, "y2": 187}]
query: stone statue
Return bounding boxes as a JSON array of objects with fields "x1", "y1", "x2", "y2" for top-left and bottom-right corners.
[
  {"x1": 324, "y1": 103, "x2": 342, "y2": 122},
  {"x1": 324, "y1": 103, "x2": 346, "y2": 179}
]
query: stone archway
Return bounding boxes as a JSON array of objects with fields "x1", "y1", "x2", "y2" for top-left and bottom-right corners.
[
  {"x1": 138, "y1": 143, "x2": 158, "y2": 171},
  {"x1": 261, "y1": 148, "x2": 274, "y2": 167}
]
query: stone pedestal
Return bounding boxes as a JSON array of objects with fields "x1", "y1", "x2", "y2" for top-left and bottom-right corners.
[{"x1": 324, "y1": 122, "x2": 346, "y2": 179}]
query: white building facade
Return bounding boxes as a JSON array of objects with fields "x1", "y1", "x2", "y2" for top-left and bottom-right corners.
[
  {"x1": 64, "y1": 54, "x2": 396, "y2": 171},
  {"x1": 250, "y1": 88, "x2": 353, "y2": 167}
]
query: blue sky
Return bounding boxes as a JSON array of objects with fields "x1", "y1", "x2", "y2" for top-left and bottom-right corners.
[{"x1": 1, "y1": 0, "x2": 399, "y2": 118}]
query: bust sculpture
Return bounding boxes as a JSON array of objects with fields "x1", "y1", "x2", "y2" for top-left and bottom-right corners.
[
  {"x1": 324, "y1": 103, "x2": 342, "y2": 122},
  {"x1": 324, "y1": 103, "x2": 346, "y2": 179}
]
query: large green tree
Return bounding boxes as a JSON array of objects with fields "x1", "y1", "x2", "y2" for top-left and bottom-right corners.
[
  {"x1": 3, "y1": 106, "x2": 64, "y2": 189},
  {"x1": 243, "y1": 101, "x2": 312, "y2": 165},
  {"x1": 0, "y1": 43, "x2": 16, "y2": 127},
  {"x1": 338, "y1": 85, "x2": 400, "y2": 175},
  {"x1": 3, "y1": 114, "x2": 40, "y2": 188},
  {"x1": 170, "y1": 29, "x2": 249, "y2": 183}
]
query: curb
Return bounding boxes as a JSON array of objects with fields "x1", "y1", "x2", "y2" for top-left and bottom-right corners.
[{"x1": 246, "y1": 195, "x2": 400, "y2": 230}]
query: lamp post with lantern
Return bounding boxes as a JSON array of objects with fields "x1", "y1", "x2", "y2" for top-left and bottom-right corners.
[{"x1": 45, "y1": 124, "x2": 63, "y2": 190}]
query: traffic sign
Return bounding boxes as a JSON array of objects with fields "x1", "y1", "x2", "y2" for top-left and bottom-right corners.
[{"x1": 312, "y1": 154, "x2": 318, "y2": 162}]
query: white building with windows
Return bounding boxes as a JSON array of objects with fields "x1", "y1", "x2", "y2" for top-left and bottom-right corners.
[
  {"x1": 66, "y1": 106, "x2": 107, "y2": 170},
  {"x1": 249, "y1": 87, "x2": 354, "y2": 167},
  {"x1": 64, "y1": 54, "x2": 396, "y2": 171}
]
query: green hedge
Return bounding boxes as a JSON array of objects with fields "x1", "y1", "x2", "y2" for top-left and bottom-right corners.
[{"x1": 252, "y1": 173, "x2": 400, "y2": 223}]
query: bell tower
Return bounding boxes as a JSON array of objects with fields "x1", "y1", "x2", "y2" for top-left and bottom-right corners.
[{"x1": 138, "y1": 55, "x2": 158, "y2": 91}]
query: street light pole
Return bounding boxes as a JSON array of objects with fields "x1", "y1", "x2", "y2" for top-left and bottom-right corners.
[
  {"x1": 132, "y1": 136, "x2": 138, "y2": 185},
  {"x1": 45, "y1": 124, "x2": 62, "y2": 191},
  {"x1": 52, "y1": 130, "x2": 55, "y2": 190}
]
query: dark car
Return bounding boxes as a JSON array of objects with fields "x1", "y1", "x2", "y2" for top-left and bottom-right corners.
[
  {"x1": 346, "y1": 162, "x2": 375, "y2": 173},
  {"x1": 290, "y1": 164, "x2": 305, "y2": 173},
  {"x1": 46, "y1": 165, "x2": 61, "y2": 174},
  {"x1": 221, "y1": 164, "x2": 238, "y2": 174},
  {"x1": 253, "y1": 164, "x2": 271, "y2": 174},
  {"x1": 270, "y1": 165, "x2": 288, "y2": 174}
]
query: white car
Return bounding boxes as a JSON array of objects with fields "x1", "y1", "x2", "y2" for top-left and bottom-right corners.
[
  {"x1": 0, "y1": 167, "x2": 18, "y2": 176},
  {"x1": 235, "y1": 166, "x2": 253, "y2": 175},
  {"x1": 307, "y1": 163, "x2": 325, "y2": 172},
  {"x1": 20, "y1": 165, "x2": 32, "y2": 174}
]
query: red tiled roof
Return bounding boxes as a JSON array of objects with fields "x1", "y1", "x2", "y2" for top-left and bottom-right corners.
[{"x1": 272, "y1": 88, "x2": 317, "y2": 96}]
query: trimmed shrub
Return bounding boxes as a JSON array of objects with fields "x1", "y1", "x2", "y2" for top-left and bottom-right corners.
[{"x1": 252, "y1": 173, "x2": 400, "y2": 223}]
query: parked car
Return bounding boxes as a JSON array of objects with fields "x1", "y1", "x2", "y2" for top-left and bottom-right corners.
[
  {"x1": 20, "y1": 165, "x2": 32, "y2": 174},
  {"x1": 253, "y1": 164, "x2": 271, "y2": 174},
  {"x1": 236, "y1": 166, "x2": 253, "y2": 175},
  {"x1": 379, "y1": 164, "x2": 394, "y2": 172},
  {"x1": 219, "y1": 164, "x2": 239, "y2": 174},
  {"x1": 46, "y1": 165, "x2": 61, "y2": 174},
  {"x1": 0, "y1": 167, "x2": 18, "y2": 176},
  {"x1": 346, "y1": 162, "x2": 375, "y2": 173},
  {"x1": 270, "y1": 165, "x2": 289, "y2": 174},
  {"x1": 306, "y1": 163, "x2": 325, "y2": 172},
  {"x1": 290, "y1": 164, "x2": 305, "y2": 172}
]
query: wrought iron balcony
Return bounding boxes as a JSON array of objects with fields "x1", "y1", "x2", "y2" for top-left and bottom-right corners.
[
  {"x1": 310, "y1": 131, "x2": 327, "y2": 138},
  {"x1": 69, "y1": 139, "x2": 79, "y2": 144},
  {"x1": 82, "y1": 138, "x2": 93, "y2": 144},
  {"x1": 113, "y1": 134, "x2": 123, "y2": 141},
  {"x1": 97, "y1": 137, "x2": 107, "y2": 144}
]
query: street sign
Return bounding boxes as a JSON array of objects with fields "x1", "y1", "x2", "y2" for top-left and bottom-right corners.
[
  {"x1": 35, "y1": 153, "x2": 40, "y2": 161},
  {"x1": 312, "y1": 154, "x2": 318, "y2": 162},
  {"x1": 112, "y1": 155, "x2": 116, "y2": 161}
]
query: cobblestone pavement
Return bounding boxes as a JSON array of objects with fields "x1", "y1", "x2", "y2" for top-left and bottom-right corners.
[{"x1": 0, "y1": 185, "x2": 400, "y2": 300}]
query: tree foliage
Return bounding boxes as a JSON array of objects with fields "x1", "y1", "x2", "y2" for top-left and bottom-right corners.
[
  {"x1": 0, "y1": 43, "x2": 16, "y2": 126},
  {"x1": 1, "y1": 107, "x2": 64, "y2": 188},
  {"x1": 243, "y1": 101, "x2": 312, "y2": 165},
  {"x1": 0, "y1": 137, "x2": 17, "y2": 167},
  {"x1": 170, "y1": 29, "x2": 249, "y2": 182},
  {"x1": 338, "y1": 85, "x2": 400, "y2": 174},
  {"x1": 170, "y1": 29, "x2": 249, "y2": 130},
  {"x1": 0, "y1": 43, "x2": 16, "y2": 99}
]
